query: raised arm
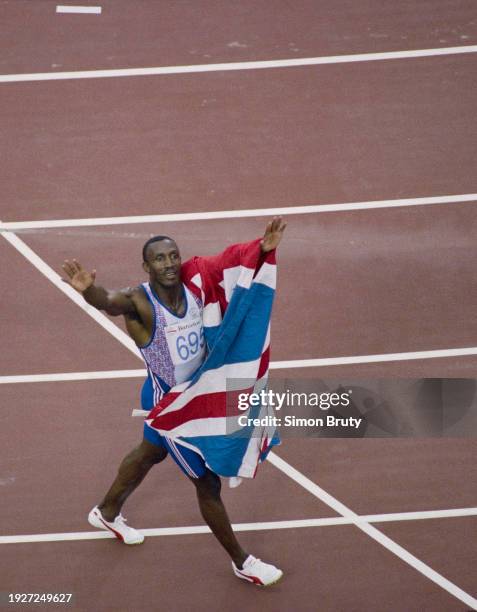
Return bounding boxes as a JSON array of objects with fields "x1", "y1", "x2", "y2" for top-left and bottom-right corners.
[
  {"x1": 62, "y1": 259, "x2": 137, "y2": 316},
  {"x1": 181, "y1": 216, "x2": 287, "y2": 301}
]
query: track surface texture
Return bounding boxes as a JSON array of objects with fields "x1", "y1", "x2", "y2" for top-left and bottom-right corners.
[{"x1": 1, "y1": 2, "x2": 476, "y2": 611}]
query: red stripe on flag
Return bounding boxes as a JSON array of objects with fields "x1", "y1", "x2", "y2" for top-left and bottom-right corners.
[
  {"x1": 148, "y1": 387, "x2": 256, "y2": 431},
  {"x1": 257, "y1": 347, "x2": 270, "y2": 380}
]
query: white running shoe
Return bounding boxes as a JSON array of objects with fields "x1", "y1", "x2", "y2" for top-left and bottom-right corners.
[
  {"x1": 88, "y1": 506, "x2": 144, "y2": 545},
  {"x1": 232, "y1": 555, "x2": 283, "y2": 586}
]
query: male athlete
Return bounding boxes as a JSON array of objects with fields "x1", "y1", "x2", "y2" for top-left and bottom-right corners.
[{"x1": 62, "y1": 217, "x2": 286, "y2": 586}]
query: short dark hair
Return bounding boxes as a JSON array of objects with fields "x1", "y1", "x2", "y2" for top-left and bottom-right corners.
[{"x1": 142, "y1": 235, "x2": 175, "y2": 262}]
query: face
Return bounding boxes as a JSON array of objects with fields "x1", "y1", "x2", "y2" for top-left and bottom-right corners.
[{"x1": 143, "y1": 239, "x2": 182, "y2": 287}]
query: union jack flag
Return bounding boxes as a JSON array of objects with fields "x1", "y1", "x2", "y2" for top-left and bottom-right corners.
[{"x1": 145, "y1": 238, "x2": 280, "y2": 478}]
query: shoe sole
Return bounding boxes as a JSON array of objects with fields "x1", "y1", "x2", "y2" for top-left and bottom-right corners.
[{"x1": 264, "y1": 571, "x2": 283, "y2": 587}]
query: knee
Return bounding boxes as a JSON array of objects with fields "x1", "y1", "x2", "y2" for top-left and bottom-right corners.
[
  {"x1": 129, "y1": 441, "x2": 167, "y2": 468},
  {"x1": 195, "y1": 470, "x2": 221, "y2": 498},
  {"x1": 143, "y1": 445, "x2": 167, "y2": 466}
]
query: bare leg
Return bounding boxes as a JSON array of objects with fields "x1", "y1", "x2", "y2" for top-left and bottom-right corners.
[
  {"x1": 192, "y1": 470, "x2": 248, "y2": 568},
  {"x1": 98, "y1": 439, "x2": 167, "y2": 521}
]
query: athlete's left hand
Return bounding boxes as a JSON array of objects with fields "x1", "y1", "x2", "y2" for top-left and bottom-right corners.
[{"x1": 260, "y1": 216, "x2": 287, "y2": 252}]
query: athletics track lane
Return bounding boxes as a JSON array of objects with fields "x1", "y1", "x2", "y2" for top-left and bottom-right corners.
[
  {"x1": 13, "y1": 205, "x2": 477, "y2": 367},
  {"x1": 2, "y1": 0, "x2": 476, "y2": 73},
  {"x1": 1, "y1": 55, "x2": 476, "y2": 221},
  {"x1": 0, "y1": 527, "x2": 465, "y2": 611}
]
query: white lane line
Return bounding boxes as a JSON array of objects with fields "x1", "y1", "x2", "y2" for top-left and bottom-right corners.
[
  {"x1": 270, "y1": 346, "x2": 477, "y2": 368},
  {"x1": 0, "y1": 520, "x2": 346, "y2": 544},
  {"x1": 2, "y1": 341, "x2": 477, "y2": 386},
  {"x1": 1, "y1": 193, "x2": 476, "y2": 230},
  {"x1": 0, "y1": 370, "x2": 147, "y2": 384},
  {"x1": 1, "y1": 44, "x2": 477, "y2": 83},
  {"x1": 0, "y1": 229, "x2": 140, "y2": 359},
  {"x1": 1, "y1": 507, "x2": 476, "y2": 544},
  {"x1": 56, "y1": 5, "x2": 101, "y2": 13},
  {"x1": 267, "y1": 452, "x2": 477, "y2": 610},
  {"x1": 364, "y1": 507, "x2": 477, "y2": 523}
]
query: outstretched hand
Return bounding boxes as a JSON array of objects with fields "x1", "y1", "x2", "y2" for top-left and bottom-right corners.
[
  {"x1": 62, "y1": 259, "x2": 96, "y2": 293},
  {"x1": 260, "y1": 216, "x2": 287, "y2": 253}
]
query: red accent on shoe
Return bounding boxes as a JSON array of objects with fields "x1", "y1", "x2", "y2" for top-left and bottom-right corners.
[
  {"x1": 234, "y1": 568, "x2": 264, "y2": 585},
  {"x1": 98, "y1": 515, "x2": 125, "y2": 542}
]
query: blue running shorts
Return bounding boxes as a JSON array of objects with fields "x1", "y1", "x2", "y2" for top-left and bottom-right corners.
[{"x1": 141, "y1": 376, "x2": 207, "y2": 479}]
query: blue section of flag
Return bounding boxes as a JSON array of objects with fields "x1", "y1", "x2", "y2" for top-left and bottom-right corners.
[
  {"x1": 189, "y1": 282, "x2": 274, "y2": 384},
  {"x1": 181, "y1": 434, "x2": 252, "y2": 477},
  {"x1": 181, "y1": 400, "x2": 268, "y2": 476}
]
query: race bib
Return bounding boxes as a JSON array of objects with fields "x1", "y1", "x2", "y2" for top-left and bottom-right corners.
[{"x1": 164, "y1": 315, "x2": 206, "y2": 369}]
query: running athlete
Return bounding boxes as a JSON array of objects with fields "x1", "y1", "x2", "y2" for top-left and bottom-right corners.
[{"x1": 62, "y1": 217, "x2": 286, "y2": 586}]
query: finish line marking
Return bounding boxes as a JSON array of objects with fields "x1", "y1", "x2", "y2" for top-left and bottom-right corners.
[
  {"x1": 2, "y1": 340, "x2": 477, "y2": 385},
  {"x1": 1, "y1": 193, "x2": 476, "y2": 230},
  {"x1": 56, "y1": 6, "x2": 102, "y2": 14},
  {"x1": 267, "y1": 452, "x2": 477, "y2": 610},
  {"x1": 1, "y1": 44, "x2": 477, "y2": 83},
  {"x1": 1, "y1": 506, "x2": 476, "y2": 544}
]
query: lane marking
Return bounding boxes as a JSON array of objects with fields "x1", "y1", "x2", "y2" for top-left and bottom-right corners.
[
  {"x1": 1, "y1": 193, "x2": 476, "y2": 230},
  {"x1": 2, "y1": 340, "x2": 477, "y2": 386},
  {"x1": 1, "y1": 44, "x2": 477, "y2": 83},
  {"x1": 0, "y1": 370, "x2": 146, "y2": 384},
  {"x1": 364, "y1": 507, "x2": 477, "y2": 523},
  {"x1": 1, "y1": 507, "x2": 476, "y2": 544},
  {"x1": 270, "y1": 346, "x2": 477, "y2": 368},
  {"x1": 56, "y1": 5, "x2": 102, "y2": 14},
  {"x1": 267, "y1": 452, "x2": 477, "y2": 611}
]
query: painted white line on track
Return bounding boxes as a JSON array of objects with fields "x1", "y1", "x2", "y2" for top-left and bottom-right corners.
[
  {"x1": 364, "y1": 507, "x2": 477, "y2": 523},
  {"x1": 1, "y1": 507, "x2": 476, "y2": 544},
  {"x1": 270, "y1": 346, "x2": 477, "y2": 368},
  {"x1": 0, "y1": 370, "x2": 147, "y2": 384},
  {"x1": 2, "y1": 340, "x2": 477, "y2": 386},
  {"x1": 267, "y1": 452, "x2": 477, "y2": 610},
  {"x1": 0, "y1": 519, "x2": 345, "y2": 544},
  {"x1": 1, "y1": 193, "x2": 476, "y2": 230},
  {"x1": 1, "y1": 44, "x2": 477, "y2": 83},
  {"x1": 0, "y1": 229, "x2": 140, "y2": 359},
  {"x1": 56, "y1": 5, "x2": 101, "y2": 14}
]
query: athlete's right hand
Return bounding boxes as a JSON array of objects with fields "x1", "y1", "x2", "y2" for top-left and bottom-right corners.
[{"x1": 62, "y1": 259, "x2": 96, "y2": 293}]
